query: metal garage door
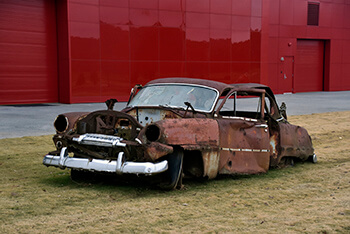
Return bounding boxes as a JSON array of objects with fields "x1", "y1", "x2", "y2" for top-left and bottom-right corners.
[
  {"x1": 0, "y1": 0, "x2": 58, "y2": 104},
  {"x1": 294, "y1": 40, "x2": 324, "y2": 92}
]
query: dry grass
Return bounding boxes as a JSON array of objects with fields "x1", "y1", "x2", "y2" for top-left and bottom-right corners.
[{"x1": 0, "y1": 111, "x2": 349, "y2": 233}]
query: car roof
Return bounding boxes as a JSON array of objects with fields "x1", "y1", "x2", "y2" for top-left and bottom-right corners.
[
  {"x1": 146, "y1": 77, "x2": 231, "y2": 93},
  {"x1": 229, "y1": 83, "x2": 276, "y2": 99},
  {"x1": 146, "y1": 78, "x2": 276, "y2": 99}
]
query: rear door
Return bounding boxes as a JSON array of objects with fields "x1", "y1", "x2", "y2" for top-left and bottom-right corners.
[{"x1": 216, "y1": 91, "x2": 270, "y2": 174}]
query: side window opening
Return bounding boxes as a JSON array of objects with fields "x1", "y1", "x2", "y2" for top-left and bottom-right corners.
[{"x1": 218, "y1": 92, "x2": 266, "y2": 119}]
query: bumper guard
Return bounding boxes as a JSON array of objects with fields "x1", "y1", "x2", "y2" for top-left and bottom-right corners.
[{"x1": 43, "y1": 147, "x2": 168, "y2": 175}]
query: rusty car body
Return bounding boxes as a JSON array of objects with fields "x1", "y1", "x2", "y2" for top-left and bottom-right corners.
[{"x1": 43, "y1": 78, "x2": 316, "y2": 189}]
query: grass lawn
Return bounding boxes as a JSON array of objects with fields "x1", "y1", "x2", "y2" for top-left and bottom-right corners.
[{"x1": 0, "y1": 111, "x2": 349, "y2": 233}]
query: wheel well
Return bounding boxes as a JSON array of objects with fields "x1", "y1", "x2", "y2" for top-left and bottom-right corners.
[{"x1": 183, "y1": 150, "x2": 204, "y2": 178}]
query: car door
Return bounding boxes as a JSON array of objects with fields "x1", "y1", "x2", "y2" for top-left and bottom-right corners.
[{"x1": 215, "y1": 90, "x2": 271, "y2": 174}]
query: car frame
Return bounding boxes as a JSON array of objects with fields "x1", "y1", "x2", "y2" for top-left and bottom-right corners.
[{"x1": 43, "y1": 78, "x2": 316, "y2": 190}]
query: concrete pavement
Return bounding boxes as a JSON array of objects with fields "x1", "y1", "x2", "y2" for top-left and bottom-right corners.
[{"x1": 1, "y1": 91, "x2": 349, "y2": 139}]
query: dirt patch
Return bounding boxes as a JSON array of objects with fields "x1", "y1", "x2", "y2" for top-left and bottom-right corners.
[{"x1": 0, "y1": 112, "x2": 349, "y2": 232}]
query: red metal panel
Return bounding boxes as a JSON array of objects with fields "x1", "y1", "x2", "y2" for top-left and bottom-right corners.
[
  {"x1": 294, "y1": 40, "x2": 324, "y2": 92},
  {"x1": 69, "y1": 3, "x2": 99, "y2": 23},
  {"x1": 0, "y1": 0, "x2": 58, "y2": 104},
  {"x1": 232, "y1": 15, "x2": 251, "y2": 31},
  {"x1": 268, "y1": 0, "x2": 280, "y2": 24},
  {"x1": 231, "y1": 0, "x2": 251, "y2": 16},
  {"x1": 209, "y1": 62, "x2": 231, "y2": 83},
  {"x1": 130, "y1": 26, "x2": 159, "y2": 61},
  {"x1": 231, "y1": 62, "x2": 250, "y2": 82},
  {"x1": 293, "y1": 0, "x2": 308, "y2": 26},
  {"x1": 319, "y1": 2, "x2": 332, "y2": 27},
  {"x1": 210, "y1": 14, "x2": 231, "y2": 30},
  {"x1": 70, "y1": 22, "x2": 100, "y2": 60},
  {"x1": 130, "y1": 61, "x2": 159, "y2": 86},
  {"x1": 250, "y1": 62, "x2": 261, "y2": 83},
  {"x1": 251, "y1": 31, "x2": 261, "y2": 62},
  {"x1": 280, "y1": 0, "x2": 294, "y2": 25},
  {"x1": 159, "y1": 0, "x2": 185, "y2": 11},
  {"x1": 159, "y1": 10, "x2": 184, "y2": 28},
  {"x1": 331, "y1": 3, "x2": 345, "y2": 28},
  {"x1": 268, "y1": 63, "x2": 279, "y2": 92},
  {"x1": 231, "y1": 30, "x2": 251, "y2": 62},
  {"x1": 210, "y1": 0, "x2": 231, "y2": 15},
  {"x1": 186, "y1": 12, "x2": 210, "y2": 29},
  {"x1": 130, "y1": 0, "x2": 158, "y2": 9},
  {"x1": 99, "y1": 6, "x2": 129, "y2": 25},
  {"x1": 63, "y1": 0, "x2": 265, "y2": 103},
  {"x1": 186, "y1": 0, "x2": 209, "y2": 13},
  {"x1": 186, "y1": 28, "x2": 210, "y2": 61},
  {"x1": 101, "y1": 61, "x2": 130, "y2": 101},
  {"x1": 100, "y1": 0, "x2": 129, "y2": 8},
  {"x1": 100, "y1": 24, "x2": 129, "y2": 60},
  {"x1": 159, "y1": 27, "x2": 185, "y2": 61},
  {"x1": 71, "y1": 60, "x2": 101, "y2": 100},
  {"x1": 159, "y1": 62, "x2": 185, "y2": 78},
  {"x1": 251, "y1": 0, "x2": 262, "y2": 17},
  {"x1": 210, "y1": 29, "x2": 231, "y2": 61},
  {"x1": 185, "y1": 62, "x2": 209, "y2": 79},
  {"x1": 130, "y1": 9, "x2": 159, "y2": 27}
]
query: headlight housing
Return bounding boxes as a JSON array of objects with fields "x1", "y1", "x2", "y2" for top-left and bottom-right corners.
[
  {"x1": 145, "y1": 124, "x2": 161, "y2": 142},
  {"x1": 54, "y1": 115, "x2": 69, "y2": 133}
]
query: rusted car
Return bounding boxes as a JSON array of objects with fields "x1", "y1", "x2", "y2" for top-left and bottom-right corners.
[{"x1": 43, "y1": 78, "x2": 316, "y2": 189}]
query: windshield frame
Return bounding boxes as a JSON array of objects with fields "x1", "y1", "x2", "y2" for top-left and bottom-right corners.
[{"x1": 127, "y1": 83, "x2": 220, "y2": 113}]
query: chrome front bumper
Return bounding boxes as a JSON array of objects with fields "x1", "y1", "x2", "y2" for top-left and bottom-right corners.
[{"x1": 43, "y1": 147, "x2": 168, "y2": 175}]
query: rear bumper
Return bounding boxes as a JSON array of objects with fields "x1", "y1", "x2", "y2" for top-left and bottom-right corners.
[{"x1": 43, "y1": 147, "x2": 168, "y2": 175}]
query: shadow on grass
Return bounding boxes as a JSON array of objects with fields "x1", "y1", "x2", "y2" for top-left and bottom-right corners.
[
  {"x1": 38, "y1": 160, "x2": 319, "y2": 195},
  {"x1": 39, "y1": 170, "x2": 176, "y2": 196}
]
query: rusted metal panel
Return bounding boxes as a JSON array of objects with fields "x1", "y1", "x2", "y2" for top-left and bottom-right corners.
[
  {"x1": 217, "y1": 118, "x2": 270, "y2": 174},
  {"x1": 75, "y1": 110, "x2": 142, "y2": 139},
  {"x1": 278, "y1": 123, "x2": 314, "y2": 160},
  {"x1": 202, "y1": 150, "x2": 220, "y2": 179},
  {"x1": 154, "y1": 118, "x2": 220, "y2": 150},
  {"x1": 54, "y1": 112, "x2": 89, "y2": 133},
  {"x1": 269, "y1": 131, "x2": 280, "y2": 167},
  {"x1": 145, "y1": 142, "x2": 173, "y2": 161},
  {"x1": 126, "y1": 108, "x2": 182, "y2": 126}
]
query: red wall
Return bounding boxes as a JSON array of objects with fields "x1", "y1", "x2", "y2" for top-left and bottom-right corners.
[
  {"x1": 63, "y1": 0, "x2": 263, "y2": 103},
  {"x1": 1, "y1": 0, "x2": 349, "y2": 104},
  {"x1": 264, "y1": 0, "x2": 350, "y2": 93}
]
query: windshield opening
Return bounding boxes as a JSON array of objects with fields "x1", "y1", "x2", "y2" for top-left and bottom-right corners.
[{"x1": 127, "y1": 84, "x2": 218, "y2": 112}]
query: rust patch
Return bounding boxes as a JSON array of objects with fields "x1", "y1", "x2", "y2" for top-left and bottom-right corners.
[
  {"x1": 156, "y1": 118, "x2": 220, "y2": 149},
  {"x1": 145, "y1": 142, "x2": 173, "y2": 161},
  {"x1": 202, "y1": 151, "x2": 220, "y2": 179},
  {"x1": 279, "y1": 123, "x2": 314, "y2": 160}
]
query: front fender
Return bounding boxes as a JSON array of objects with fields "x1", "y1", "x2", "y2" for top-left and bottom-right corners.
[
  {"x1": 54, "y1": 112, "x2": 90, "y2": 134},
  {"x1": 139, "y1": 118, "x2": 221, "y2": 179},
  {"x1": 140, "y1": 118, "x2": 220, "y2": 150}
]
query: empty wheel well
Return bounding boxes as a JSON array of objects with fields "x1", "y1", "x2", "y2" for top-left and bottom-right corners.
[{"x1": 183, "y1": 150, "x2": 204, "y2": 178}]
